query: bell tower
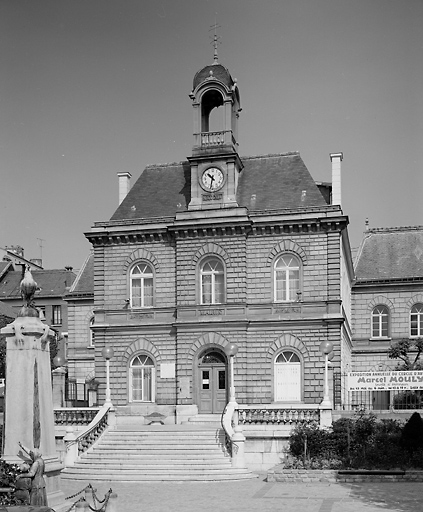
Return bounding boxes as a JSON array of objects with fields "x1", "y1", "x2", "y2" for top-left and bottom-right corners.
[{"x1": 188, "y1": 50, "x2": 243, "y2": 210}]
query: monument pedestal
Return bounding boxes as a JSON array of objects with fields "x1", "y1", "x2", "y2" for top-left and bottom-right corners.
[{"x1": 1, "y1": 315, "x2": 66, "y2": 509}]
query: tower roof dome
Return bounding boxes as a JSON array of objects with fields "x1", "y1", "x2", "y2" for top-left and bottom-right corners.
[{"x1": 192, "y1": 63, "x2": 235, "y2": 91}]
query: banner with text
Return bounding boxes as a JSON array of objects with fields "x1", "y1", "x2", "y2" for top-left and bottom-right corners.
[{"x1": 347, "y1": 371, "x2": 423, "y2": 391}]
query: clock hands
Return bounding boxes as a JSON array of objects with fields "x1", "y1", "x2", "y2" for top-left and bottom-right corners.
[{"x1": 207, "y1": 173, "x2": 215, "y2": 189}]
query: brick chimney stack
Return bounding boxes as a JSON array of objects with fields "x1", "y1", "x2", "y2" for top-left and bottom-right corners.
[
  {"x1": 117, "y1": 172, "x2": 132, "y2": 205},
  {"x1": 330, "y1": 152, "x2": 343, "y2": 207}
]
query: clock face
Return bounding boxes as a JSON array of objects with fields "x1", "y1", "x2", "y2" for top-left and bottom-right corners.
[{"x1": 201, "y1": 167, "x2": 224, "y2": 192}]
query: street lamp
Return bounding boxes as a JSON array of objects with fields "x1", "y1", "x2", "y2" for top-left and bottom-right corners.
[
  {"x1": 102, "y1": 346, "x2": 114, "y2": 406},
  {"x1": 53, "y1": 354, "x2": 67, "y2": 368},
  {"x1": 224, "y1": 343, "x2": 239, "y2": 404},
  {"x1": 319, "y1": 340, "x2": 333, "y2": 407}
]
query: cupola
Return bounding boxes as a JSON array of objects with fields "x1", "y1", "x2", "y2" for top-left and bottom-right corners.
[{"x1": 190, "y1": 62, "x2": 241, "y2": 156}]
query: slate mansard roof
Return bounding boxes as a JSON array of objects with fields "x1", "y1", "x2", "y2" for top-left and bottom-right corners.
[
  {"x1": 0, "y1": 269, "x2": 76, "y2": 300},
  {"x1": 67, "y1": 253, "x2": 94, "y2": 298},
  {"x1": 355, "y1": 226, "x2": 423, "y2": 283},
  {"x1": 110, "y1": 152, "x2": 330, "y2": 223}
]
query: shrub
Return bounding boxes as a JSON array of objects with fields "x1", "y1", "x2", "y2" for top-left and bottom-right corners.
[
  {"x1": 401, "y1": 412, "x2": 423, "y2": 452},
  {"x1": 284, "y1": 413, "x2": 423, "y2": 470},
  {"x1": 393, "y1": 391, "x2": 422, "y2": 409},
  {"x1": 0, "y1": 459, "x2": 25, "y2": 506}
]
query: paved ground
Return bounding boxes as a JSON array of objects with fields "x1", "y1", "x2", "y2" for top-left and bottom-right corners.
[{"x1": 60, "y1": 474, "x2": 423, "y2": 512}]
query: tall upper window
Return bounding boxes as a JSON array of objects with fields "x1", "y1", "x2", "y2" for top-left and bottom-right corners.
[
  {"x1": 130, "y1": 354, "x2": 155, "y2": 402},
  {"x1": 372, "y1": 305, "x2": 389, "y2": 338},
  {"x1": 52, "y1": 305, "x2": 62, "y2": 325},
  {"x1": 130, "y1": 262, "x2": 153, "y2": 308},
  {"x1": 410, "y1": 304, "x2": 423, "y2": 337},
  {"x1": 200, "y1": 257, "x2": 224, "y2": 304},
  {"x1": 274, "y1": 254, "x2": 300, "y2": 302}
]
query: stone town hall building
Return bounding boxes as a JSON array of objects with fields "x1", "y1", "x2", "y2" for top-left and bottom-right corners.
[{"x1": 68, "y1": 57, "x2": 354, "y2": 421}]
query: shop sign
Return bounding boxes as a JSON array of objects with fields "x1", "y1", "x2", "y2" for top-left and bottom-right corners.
[{"x1": 347, "y1": 371, "x2": 423, "y2": 391}]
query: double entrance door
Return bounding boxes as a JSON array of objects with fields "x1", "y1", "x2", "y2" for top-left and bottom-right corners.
[{"x1": 198, "y1": 350, "x2": 227, "y2": 413}]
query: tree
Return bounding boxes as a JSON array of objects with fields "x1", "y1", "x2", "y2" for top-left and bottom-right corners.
[{"x1": 388, "y1": 338, "x2": 423, "y2": 370}]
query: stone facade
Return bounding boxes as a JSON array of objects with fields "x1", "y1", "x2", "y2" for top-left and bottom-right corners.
[{"x1": 66, "y1": 58, "x2": 354, "y2": 422}]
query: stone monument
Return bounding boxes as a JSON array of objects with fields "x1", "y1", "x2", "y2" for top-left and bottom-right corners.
[{"x1": 1, "y1": 267, "x2": 66, "y2": 510}]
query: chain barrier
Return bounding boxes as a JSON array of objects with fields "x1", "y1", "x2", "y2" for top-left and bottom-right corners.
[
  {"x1": 65, "y1": 484, "x2": 91, "y2": 501},
  {"x1": 62, "y1": 484, "x2": 113, "y2": 512}
]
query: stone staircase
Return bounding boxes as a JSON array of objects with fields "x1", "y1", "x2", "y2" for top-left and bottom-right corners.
[{"x1": 61, "y1": 421, "x2": 255, "y2": 482}]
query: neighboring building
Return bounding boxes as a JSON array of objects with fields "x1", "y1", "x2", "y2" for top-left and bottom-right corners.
[
  {"x1": 78, "y1": 57, "x2": 353, "y2": 421},
  {"x1": 349, "y1": 226, "x2": 423, "y2": 408},
  {"x1": 0, "y1": 253, "x2": 76, "y2": 342},
  {"x1": 64, "y1": 253, "x2": 95, "y2": 404}
]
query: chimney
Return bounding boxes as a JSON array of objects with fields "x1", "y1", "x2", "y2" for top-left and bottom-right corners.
[
  {"x1": 117, "y1": 172, "x2": 132, "y2": 205},
  {"x1": 330, "y1": 152, "x2": 343, "y2": 207}
]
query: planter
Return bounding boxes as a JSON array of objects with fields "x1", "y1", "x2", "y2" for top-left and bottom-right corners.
[{"x1": 267, "y1": 465, "x2": 423, "y2": 483}]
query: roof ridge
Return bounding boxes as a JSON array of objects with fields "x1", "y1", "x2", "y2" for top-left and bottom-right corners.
[
  {"x1": 142, "y1": 151, "x2": 301, "y2": 170},
  {"x1": 367, "y1": 225, "x2": 423, "y2": 234},
  {"x1": 240, "y1": 151, "x2": 300, "y2": 161}
]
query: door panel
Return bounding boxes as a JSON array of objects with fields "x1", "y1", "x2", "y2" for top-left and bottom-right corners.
[
  {"x1": 214, "y1": 368, "x2": 226, "y2": 412},
  {"x1": 199, "y1": 366, "x2": 226, "y2": 413}
]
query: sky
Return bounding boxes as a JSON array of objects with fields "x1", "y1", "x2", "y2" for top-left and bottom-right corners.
[{"x1": 1, "y1": 0, "x2": 422, "y2": 270}]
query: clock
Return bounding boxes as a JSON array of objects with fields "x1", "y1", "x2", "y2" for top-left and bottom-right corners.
[{"x1": 201, "y1": 167, "x2": 224, "y2": 192}]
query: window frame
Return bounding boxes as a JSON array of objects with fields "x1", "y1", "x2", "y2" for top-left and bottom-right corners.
[
  {"x1": 129, "y1": 261, "x2": 155, "y2": 309},
  {"x1": 52, "y1": 305, "x2": 62, "y2": 325},
  {"x1": 371, "y1": 305, "x2": 390, "y2": 339},
  {"x1": 273, "y1": 253, "x2": 301, "y2": 303},
  {"x1": 273, "y1": 349, "x2": 303, "y2": 402},
  {"x1": 129, "y1": 353, "x2": 156, "y2": 403},
  {"x1": 410, "y1": 303, "x2": 423, "y2": 338},
  {"x1": 199, "y1": 255, "x2": 225, "y2": 305}
]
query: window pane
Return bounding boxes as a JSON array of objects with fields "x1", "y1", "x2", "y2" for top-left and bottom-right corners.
[
  {"x1": 202, "y1": 274, "x2": 212, "y2": 304},
  {"x1": 288, "y1": 269, "x2": 299, "y2": 300},
  {"x1": 132, "y1": 368, "x2": 143, "y2": 401},
  {"x1": 144, "y1": 278, "x2": 153, "y2": 307},
  {"x1": 214, "y1": 273, "x2": 224, "y2": 303},
  {"x1": 218, "y1": 370, "x2": 226, "y2": 390},
  {"x1": 143, "y1": 368, "x2": 152, "y2": 401}
]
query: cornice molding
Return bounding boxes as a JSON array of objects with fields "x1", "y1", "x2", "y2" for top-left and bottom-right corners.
[{"x1": 86, "y1": 210, "x2": 348, "y2": 246}]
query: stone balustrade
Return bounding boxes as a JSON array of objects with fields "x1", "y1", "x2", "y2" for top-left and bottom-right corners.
[
  {"x1": 237, "y1": 406, "x2": 320, "y2": 426},
  {"x1": 54, "y1": 407, "x2": 99, "y2": 426}
]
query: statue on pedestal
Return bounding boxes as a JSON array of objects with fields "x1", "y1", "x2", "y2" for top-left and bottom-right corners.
[{"x1": 16, "y1": 442, "x2": 48, "y2": 507}]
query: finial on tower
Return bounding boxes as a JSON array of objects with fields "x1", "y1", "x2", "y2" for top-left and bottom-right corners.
[{"x1": 209, "y1": 18, "x2": 221, "y2": 64}]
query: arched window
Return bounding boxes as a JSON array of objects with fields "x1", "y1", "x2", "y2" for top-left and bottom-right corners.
[
  {"x1": 274, "y1": 254, "x2": 300, "y2": 302},
  {"x1": 200, "y1": 257, "x2": 225, "y2": 304},
  {"x1": 410, "y1": 304, "x2": 423, "y2": 337},
  {"x1": 274, "y1": 350, "x2": 301, "y2": 402},
  {"x1": 130, "y1": 262, "x2": 154, "y2": 308},
  {"x1": 129, "y1": 354, "x2": 155, "y2": 402},
  {"x1": 371, "y1": 305, "x2": 389, "y2": 338}
]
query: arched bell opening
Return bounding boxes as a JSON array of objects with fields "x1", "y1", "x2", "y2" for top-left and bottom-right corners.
[{"x1": 201, "y1": 89, "x2": 224, "y2": 133}]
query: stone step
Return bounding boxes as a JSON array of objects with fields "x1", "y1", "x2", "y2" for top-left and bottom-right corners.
[
  {"x1": 73, "y1": 460, "x2": 232, "y2": 471},
  {"x1": 81, "y1": 450, "x2": 229, "y2": 461},
  {"x1": 61, "y1": 423, "x2": 255, "y2": 482},
  {"x1": 99, "y1": 440, "x2": 222, "y2": 450},
  {"x1": 62, "y1": 467, "x2": 254, "y2": 482}
]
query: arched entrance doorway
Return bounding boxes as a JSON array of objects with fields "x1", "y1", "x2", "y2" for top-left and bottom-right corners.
[{"x1": 197, "y1": 348, "x2": 227, "y2": 413}]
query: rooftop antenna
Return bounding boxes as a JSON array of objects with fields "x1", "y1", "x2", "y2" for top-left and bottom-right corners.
[
  {"x1": 37, "y1": 238, "x2": 45, "y2": 261},
  {"x1": 209, "y1": 17, "x2": 221, "y2": 64}
]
